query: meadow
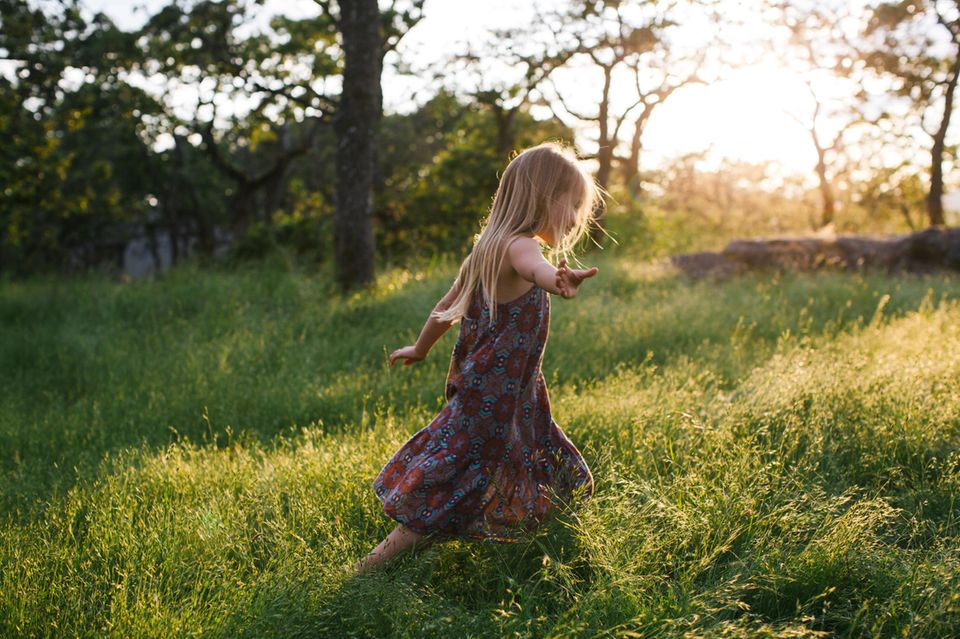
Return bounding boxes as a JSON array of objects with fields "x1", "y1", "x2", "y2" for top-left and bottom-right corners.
[{"x1": 1, "y1": 236, "x2": 959, "y2": 637}]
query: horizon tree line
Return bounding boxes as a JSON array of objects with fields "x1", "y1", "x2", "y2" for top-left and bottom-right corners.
[{"x1": 0, "y1": 0, "x2": 957, "y2": 290}]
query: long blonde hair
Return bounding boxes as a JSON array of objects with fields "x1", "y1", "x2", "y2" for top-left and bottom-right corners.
[{"x1": 434, "y1": 141, "x2": 601, "y2": 324}]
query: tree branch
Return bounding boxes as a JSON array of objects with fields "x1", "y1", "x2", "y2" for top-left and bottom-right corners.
[
  {"x1": 935, "y1": 4, "x2": 960, "y2": 45},
  {"x1": 314, "y1": 0, "x2": 339, "y2": 28},
  {"x1": 543, "y1": 76, "x2": 599, "y2": 121}
]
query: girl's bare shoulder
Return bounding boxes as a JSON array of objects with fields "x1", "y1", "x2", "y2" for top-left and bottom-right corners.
[
  {"x1": 505, "y1": 234, "x2": 540, "y2": 257},
  {"x1": 504, "y1": 235, "x2": 547, "y2": 285}
]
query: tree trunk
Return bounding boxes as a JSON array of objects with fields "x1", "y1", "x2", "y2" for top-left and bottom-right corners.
[
  {"x1": 493, "y1": 105, "x2": 518, "y2": 159},
  {"x1": 590, "y1": 65, "x2": 614, "y2": 243},
  {"x1": 928, "y1": 52, "x2": 960, "y2": 227},
  {"x1": 621, "y1": 112, "x2": 650, "y2": 197},
  {"x1": 333, "y1": 0, "x2": 381, "y2": 291},
  {"x1": 899, "y1": 202, "x2": 917, "y2": 232},
  {"x1": 595, "y1": 67, "x2": 613, "y2": 192},
  {"x1": 815, "y1": 146, "x2": 835, "y2": 228}
]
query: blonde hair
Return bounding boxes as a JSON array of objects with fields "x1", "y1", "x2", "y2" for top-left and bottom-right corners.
[{"x1": 434, "y1": 141, "x2": 601, "y2": 324}]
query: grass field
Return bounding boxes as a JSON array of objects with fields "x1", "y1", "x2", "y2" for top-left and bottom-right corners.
[{"x1": 1, "y1": 244, "x2": 959, "y2": 638}]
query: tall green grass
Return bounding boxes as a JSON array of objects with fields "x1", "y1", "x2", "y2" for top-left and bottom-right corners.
[{"x1": 1, "y1": 248, "x2": 958, "y2": 637}]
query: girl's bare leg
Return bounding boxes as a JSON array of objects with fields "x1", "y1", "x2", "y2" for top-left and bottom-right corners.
[{"x1": 355, "y1": 524, "x2": 436, "y2": 573}]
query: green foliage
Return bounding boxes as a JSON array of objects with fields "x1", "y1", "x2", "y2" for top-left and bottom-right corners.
[
  {"x1": 0, "y1": 0, "x2": 347, "y2": 275},
  {"x1": 2, "y1": 0, "x2": 950, "y2": 281},
  {"x1": 857, "y1": 168, "x2": 929, "y2": 231},
  {"x1": 377, "y1": 92, "x2": 573, "y2": 261},
  {"x1": 228, "y1": 177, "x2": 332, "y2": 264},
  {"x1": 0, "y1": 1, "x2": 161, "y2": 273},
  {"x1": 0, "y1": 78, "x2": 160, "y2": 273},
  {"x1": 1, "y1": 239, "x2": 959, "y2": 636}
]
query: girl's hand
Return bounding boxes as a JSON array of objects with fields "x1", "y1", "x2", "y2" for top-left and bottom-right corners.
[
  {"x1": 555, "y1": 259, "x2": 599, "y2": 299},
  {"x1": 389, "y1": 345, "x2": 426, "y2": 367}
]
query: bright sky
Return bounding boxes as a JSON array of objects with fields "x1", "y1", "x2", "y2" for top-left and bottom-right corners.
[{"x1": 64, "y1": 0, "x2": 949, "y2": 187}]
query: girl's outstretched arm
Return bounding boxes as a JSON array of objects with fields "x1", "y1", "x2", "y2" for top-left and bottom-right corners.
[
  {"x1": 389, "y1": 278, "x2": 461, "y2": 366},
  {"x1": 508, "y1": 236, "x2": 598, "y2": 298}
]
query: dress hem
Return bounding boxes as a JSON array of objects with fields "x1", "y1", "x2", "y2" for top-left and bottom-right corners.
[{"x1": 378, "y1": 507, "x2": 541, "y2": 544}]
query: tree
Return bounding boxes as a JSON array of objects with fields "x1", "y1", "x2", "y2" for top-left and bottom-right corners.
[
  {"x1": 435, "y1": 28, "x2": 576, "y2": 159},
  {"x1": 133, "y1": 0, "x2": 339, "y2": 250},
  {"x1": 858, "y1": 162, "x2": 928, "y2": 229},
  {"x1": 328, "y1": 0, "x2": 380, "y2": 290},
  {"x1": 376, "y1": 91, "x2": 573, "y2": 259},
  {"x1": 617, "y1": 46, "x2": 706, "y2": 195},
  {"x1": 844, "y1": 109, "x2": 934, "y2": 230},
  {"x1": 767, "y1": 0, "x2": 884, "y2": 228},
  {"x1": 0, "y1": 0, "x2": 158, "y2": 273},
  {"x1": 312, "y1": 0, "x2": 424, "y2": 291},
  {"x1": 527, "y1": 0, "x2": 714, "y2": 238},
  {"x1": 864, "y1": 0, "x2": 960, "y2": 226}
]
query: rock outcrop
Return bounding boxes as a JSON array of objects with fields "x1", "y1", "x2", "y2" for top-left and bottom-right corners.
[{"x1": 670, "y1": 227, "x2": 960, "y2": 279}]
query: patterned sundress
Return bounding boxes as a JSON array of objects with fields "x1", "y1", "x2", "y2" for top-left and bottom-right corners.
[{"x1": 373, "y1": 282, "x2": 594, "y2": 542}]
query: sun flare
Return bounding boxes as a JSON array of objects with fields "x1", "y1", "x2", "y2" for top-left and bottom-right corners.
[{"x1": 642, "y1": 64, "x2": 843, "y2": 179}]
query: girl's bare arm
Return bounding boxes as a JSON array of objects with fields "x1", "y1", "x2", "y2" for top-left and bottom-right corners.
[
  {"x1": 508, "y1": 237, "x2": 597, "y2": 298},
  {"x1": 389, "y1": 279, "x2": 461, "y2": 366}
]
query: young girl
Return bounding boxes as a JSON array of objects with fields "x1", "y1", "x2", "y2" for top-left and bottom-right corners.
[{"x1": 356, "y1": 142, "x2": 600, "y2": 573}]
